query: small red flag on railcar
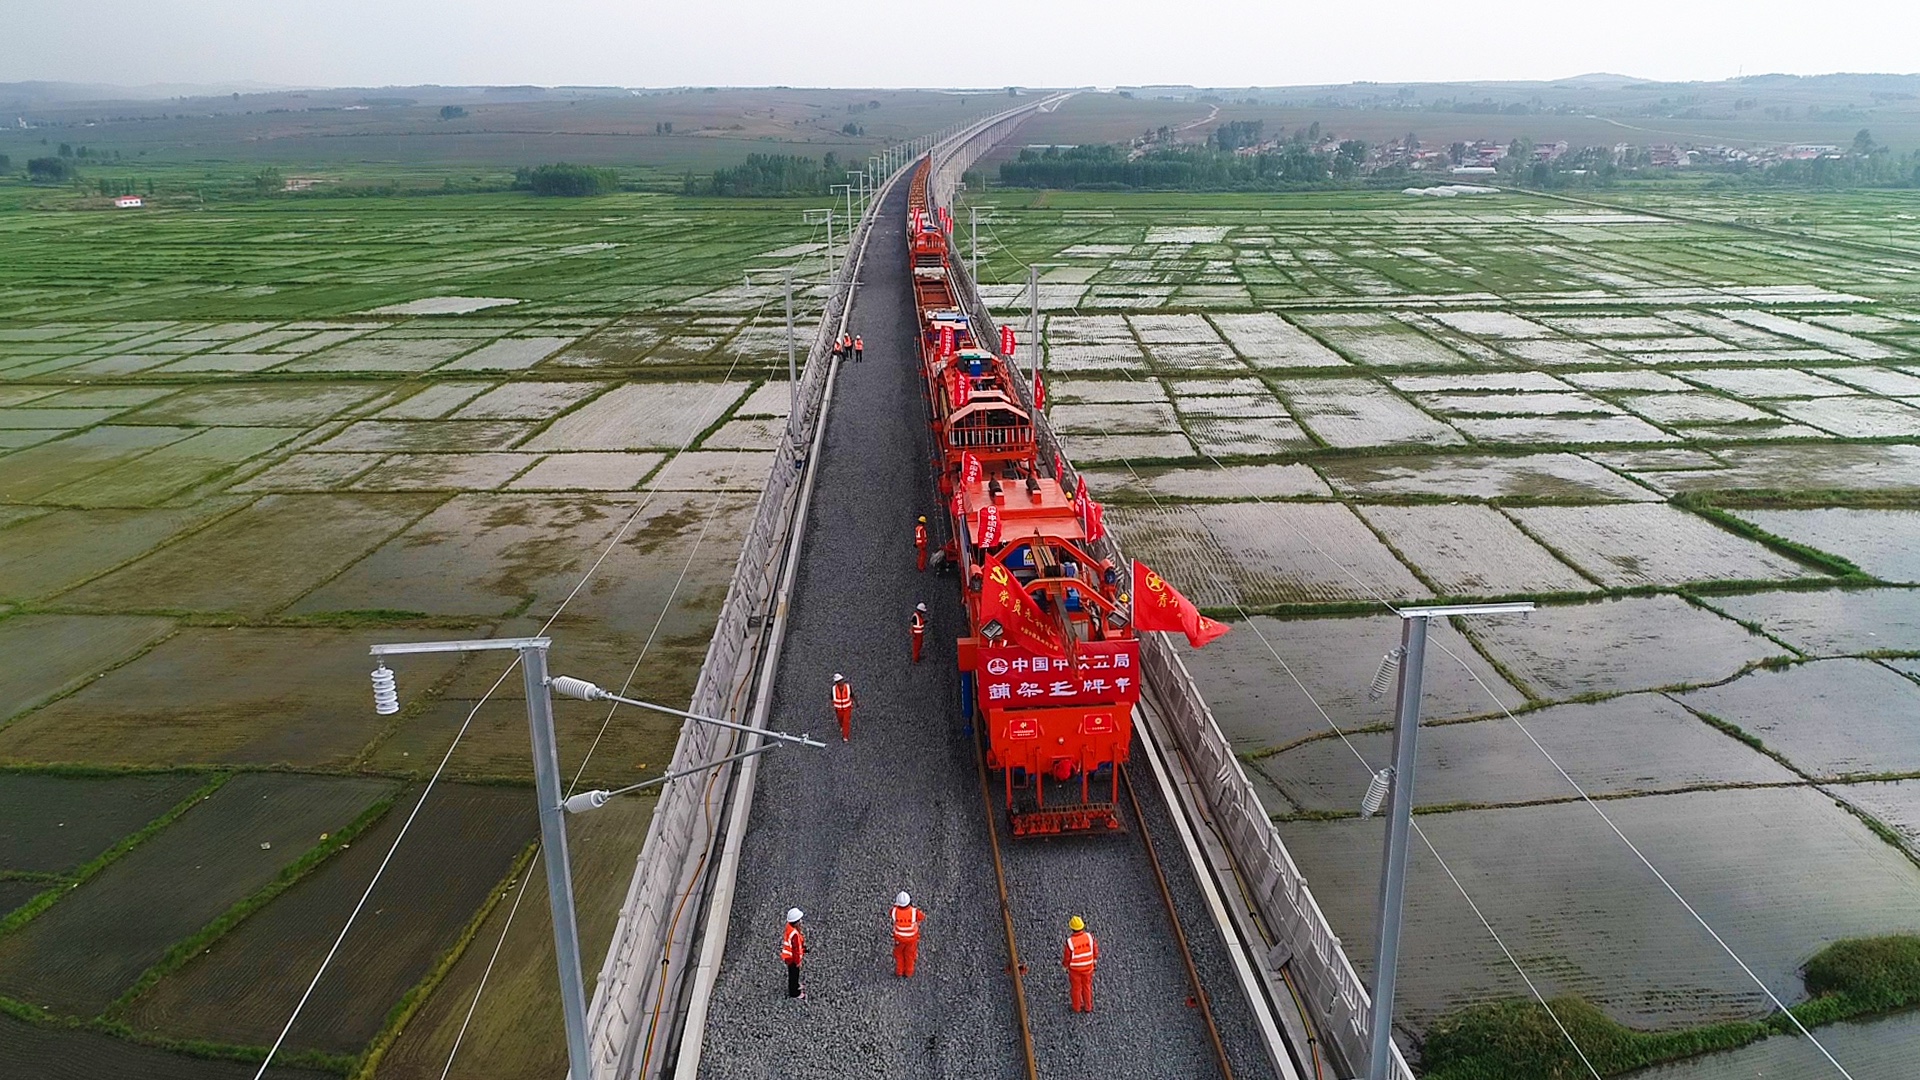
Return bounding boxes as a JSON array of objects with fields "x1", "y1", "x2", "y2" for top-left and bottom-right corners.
[
  {"x1": 939, "y1": 206, "x2": 952, "y2": 232},
  {"x1": 1085, "y1": 501, "x2": 1106, "y2": 543},
  {"x1": 1072, "y1": 475, "x2": 1090, "y2": 519},
  {"x1": 980, "y1": 550, "x2": 1066, "y2": 658},
  {"x1": 1053, "y1": 453, "x2": 1065, "y2": 481},
  {"x1": 962, "y1": 452, "x2": 983, "y2": 486},
  {"x1": 1000, "y1": 325, "x2": 1016, "y2": 357},
  {"x1": 949, "y1": 370, "x2": 971, "y2": 410},
  {"x1": 976, "y1": 504, "x2": 1003, "y2": 548},
  {"x1": 1131, "y1": 559, "x2": 1229, "y2": 648},
  {"x1": 1033, "y1": 369, "x2": 1046, "y2": 411},
  {"x1": 939, "y1": 324, "x2": 955, "y2": 358}
]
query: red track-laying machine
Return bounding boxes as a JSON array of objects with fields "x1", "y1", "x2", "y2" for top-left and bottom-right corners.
[{"x1": 905, "y1": 158, "x2": 1145, "y2": 838}]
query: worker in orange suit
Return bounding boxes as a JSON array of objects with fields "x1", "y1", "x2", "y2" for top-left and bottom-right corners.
[
  {"x1": 910, "y1": 602, "x2": 928, "y2": 663},
  {"x1": 781, "y1": 907, "x2": 807, "y2": 999},
  {"x1": 1063, "y1": 915, "x2": 1099, "y2": 1012},
  {"x1": 914, "y1": 515, "x2": 929, "y2": 571},
  {"x1": 890, "y1": 891, "x2": 926, "y2": 977},
  {"x1": 853, "y1": 335, "x2": 865, "y2": 362},
  {"x1": 831, "y1": 673, "x2": 855, "y2": 742}
]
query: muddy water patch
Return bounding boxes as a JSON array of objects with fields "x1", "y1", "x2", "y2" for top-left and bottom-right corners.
[
  {"x1": 1509, "y1": 504, "x2": 1820, "y2": 587},
  {"x1": 1463, "y1": 594, "x2": 1783, "y2": 698},
  {"x1": 1359, "y1": 504, "x2": 1592, "y2": 594},
  {"x1": 1277, "y1": 378, "x2": 1464, "y2": 449},
  {"x1": 1278, "y1": 788, "x2": 1920, "y2": 1034},
  {"x1": 1702, "y1": 587, "x2": 1920, "y2": 657},
  {"x1": 1319, "y1": 451, "x2": 1657, "y2": 501},
  {"x1": 1176, "y1": 612, "x2": 1515, "y2": 752},
  {"x1": 46, "y1": 426, "x2": 303, "y2": 507},
  {"x1": 1209, "y1": 312, "x2": 1348, "y2": 368},
  {"x1": 1081, "y1": 463, "x2": 1329, "y2": 500},
  {"x1": 1674, "y1": 658, "x2": 1920, "y2": 778},
  {"x1": 507, "y1": 451, "x2": 665, "y2": 491},
  {"x1": 0, "y1": 425, "x2": 194, "y2": 502},
  {"x1": 1265, "y1": 693, "x2": 1794, "y2": 812},
  {"x1": 1629, "y1": 1009, "x2": 1920, "y2": 1080},
  {"x1": 0, "y1": 502, "x2": 245, "y2": 600},
  {"x1": 1644, "y1": 444, "x2": 1920, "y2": 496},
  {"x1": 0, "y1": 614, "x2": 175, "y2": 723},
  {"x1": 1730, "y1": 508, "x2": 1920, "y2": 582},
  {"x1": 58, "y1": 493, "x2": 442, "y2": 616},
  {"x1": 523, "y1": 381, "x2": 745, "y2": 451}
]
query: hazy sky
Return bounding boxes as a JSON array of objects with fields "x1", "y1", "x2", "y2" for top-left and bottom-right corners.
[{"x1": 5, "y1": 0, "x2": 1916, "y2": 90}]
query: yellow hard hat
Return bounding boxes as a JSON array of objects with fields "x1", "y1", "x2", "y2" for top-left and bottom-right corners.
[
  {"x1": 918, "y1": 515, "x2": 927, "y2": 523},
  {"x1": 1068, "y1": 915, "x2": 1085, "y2": 931}
]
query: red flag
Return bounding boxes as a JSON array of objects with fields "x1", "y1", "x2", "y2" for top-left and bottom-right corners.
[
  {"x1": 1033, "y1": 369, "x2": 1046, "y2": 411},
  {"x1": 951, "y1": 490, "x2": 963, "y2": 521},
  {"x1": 1000, "y1": 325, "x2": 1016, "y2": 357},
  {"x1": 980, "y1": 549, "x2": 1065, "y2": 658},
  {"x1": 949, "y1": 370, "x2": 971, "y2": 410},
  {"x1": 1053, "y1": 453, "x2": 1065, "y2": 481},
  {"x1": 1085, "y1": 501, "x2": 1106, "y2": 543},
  {"x1": 976, "y1": 504, "x2": 1002, "y2": 548},
  {"x1": 1131, "y1": 559, "x2": 1229, "y2": 648},
  {"x1": 939, "y1": 324, "x2": 955, "y2": 358},
  {"x1": 962, "y1": 452, "x2": 983, "y2": 486},
  {"x1": 1073, "y1": 475, "x2": 1091, "y2": 519}
]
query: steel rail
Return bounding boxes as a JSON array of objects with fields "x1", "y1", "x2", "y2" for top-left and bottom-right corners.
[
  {"x1": 1120, "y1": 764, "x2": 1236, "y2": 1080},
  {"x1": 975, "y1": 725, "x2": 1041, "y2": 1080}
]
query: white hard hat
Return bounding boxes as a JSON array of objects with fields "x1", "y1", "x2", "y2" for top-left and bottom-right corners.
[
  {"x1": 833, "y1": 672, "x2": 844, "y2": 682},
  {"x1": 915, "y1": 602, "x2": 927, "y2": 612},
  {"x1": 895, "y1": 891, "x2": 911, "y2": 907},
  {"x1": 787, "y1": 907, "x2": 804, "y2": 923}
]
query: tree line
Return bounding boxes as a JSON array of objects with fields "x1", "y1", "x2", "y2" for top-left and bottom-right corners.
[
  {"x1": 998, "y1": 142, "x2": 1369, "y2": 191},
  {"x1": 691, "y1": 152, "x2": 844, "y2": 197}
]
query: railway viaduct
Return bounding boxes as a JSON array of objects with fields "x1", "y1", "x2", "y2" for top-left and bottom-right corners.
[{"x1": 580, "y1": 98, "x2": 1412, "y2": 1080}]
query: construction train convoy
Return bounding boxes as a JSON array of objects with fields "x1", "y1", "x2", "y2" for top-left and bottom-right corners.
[{"x1": 904, "y1": 158, "x2": 1149, "y2": 838}]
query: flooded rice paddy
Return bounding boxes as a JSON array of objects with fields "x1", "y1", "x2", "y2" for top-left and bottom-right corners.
[
  {"x1": 988, "y1": 189, "x2": 1920, "y2": 1068},
  {"x1": 0, "y1": 189, "x2": 827, "y2": 1075},
  {"x1": 7, "y1": 180, "x2": 1920, "y2": 1075}
]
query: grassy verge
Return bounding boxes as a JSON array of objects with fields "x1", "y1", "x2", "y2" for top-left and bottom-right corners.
[
  {"x1": 1421, "y1": 934, "x2": 1920, "y2": 1079},
  {"x1": 0, "y1": 993, "x2": 353, "y2": 1075},
  {"x1": 104, "y1": 793, "x2": 398, "y2": 1018},
  {"x1": 0, "y1": 772, "x2": 230, "y2": 937},
  {"x1": 351, "y1": 842, "x2": 539, "y2": 1079}
]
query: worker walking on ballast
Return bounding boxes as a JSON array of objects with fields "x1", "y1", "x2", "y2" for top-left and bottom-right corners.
[
  {"x1": 781, "y1": 908, "x2": 807, "y2": 999},
  {"x1": 1063, "y1": 915, "x2": 1099, "y2": 1013},
  {"x1": 831, "y1": 673, "x2": 855, "y2": 742},
  {"x1": 914, "y1": 515, "x2": 929, "y2": 572},
  {"x1": 910, "y1": 602, "x2": 928, "y2": 663},
  {"x1": 889, "y1": 891, "x2": 926, "y2": 977}
]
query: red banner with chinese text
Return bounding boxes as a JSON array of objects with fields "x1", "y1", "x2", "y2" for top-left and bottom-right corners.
[{"x1": 977, "y1": 639, "x2": 1141, "y2": 708}]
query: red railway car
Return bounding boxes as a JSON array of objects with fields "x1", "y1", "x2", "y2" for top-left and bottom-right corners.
[{"x1": 906, "y1": 159, "x2": 1139, "y2": 837}]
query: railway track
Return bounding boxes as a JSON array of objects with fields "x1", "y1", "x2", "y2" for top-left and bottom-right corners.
[{"x1": 976, "y1": 728, "x2": 1238, "y2": 1080}]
